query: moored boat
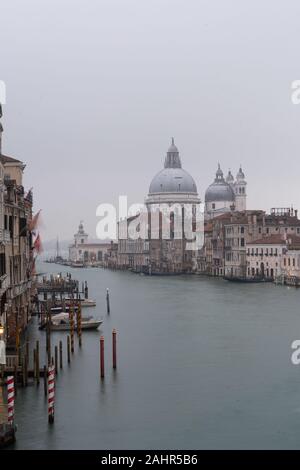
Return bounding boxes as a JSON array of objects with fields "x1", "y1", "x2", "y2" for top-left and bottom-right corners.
[
  {"x1": 224, "y1": 276, "x2": 268, "y2": 283},
  {"x1": 80, "y1": 299, "x2": 96, "y2": 307},
  {"x1": 49, "y1": 312, "x2": 102, "y2": 331},
  {"x1": 63, "y1": 298, "x2": 96, "y2": 307}
]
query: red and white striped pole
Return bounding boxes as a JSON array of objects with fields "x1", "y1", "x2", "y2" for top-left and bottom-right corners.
[
  {"x1": 48, "y1": 364, "x2": 55, "y2": 424},
  {"x1": 7, "y1": 376, "x2": 15, "y2": 425}
]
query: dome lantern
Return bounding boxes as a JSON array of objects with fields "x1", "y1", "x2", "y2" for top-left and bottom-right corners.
[
  {"x1": 146, "y1": 139, "x2": 199, "y2": 205},
  {"x1": 226, "y1": 169, "x2": 234, "y2": 184},
  {"x1": 164, "y1": 137, "x2": 182, "y2": 169}
]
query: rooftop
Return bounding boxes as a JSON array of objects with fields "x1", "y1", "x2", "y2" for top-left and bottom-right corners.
[
  {"x1": 0, "y1": 154, "x2": 22, "y2": 164},
  {"x1": 248, "y1": 234, "x2": 300, "y2": 246}
]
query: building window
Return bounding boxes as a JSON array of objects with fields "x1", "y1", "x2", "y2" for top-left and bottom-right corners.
[{"x1": 212, "y1": 203, "x2": 215, "y2": 209}]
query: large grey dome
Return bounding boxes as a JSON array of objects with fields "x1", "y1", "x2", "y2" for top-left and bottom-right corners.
[
  {"x1": 205, "y1": 164, "x2": 235, "y2": 202},
  {"x1": 148, "y1": 139, "x2": 198, "y2": 194},
  {"x1": 149, "y1": 167, "x2": 198, "y2": 194}
]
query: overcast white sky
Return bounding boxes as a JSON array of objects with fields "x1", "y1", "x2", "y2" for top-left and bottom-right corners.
[{"x1": 1, "y1": 0, "x2": 300, "y2": 241}]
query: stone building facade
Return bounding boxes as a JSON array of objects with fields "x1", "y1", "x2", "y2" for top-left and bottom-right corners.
[
  {"x1": 0, "y1": 106, "x2": 34, "y2": 351},
  {"x1": 246, "y1": 234, "x2": 300, "y2": 281},
  {"x1": 116, "y1": 139, "x2": 201, "y2": 274},
  {"x1": 69, "y1": 222, "x2": 113, "y2": 265}
]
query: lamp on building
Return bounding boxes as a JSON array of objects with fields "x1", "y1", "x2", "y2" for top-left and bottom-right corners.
[{"x1": 0, "y1": 323, "x2": 4, "y2": 337}]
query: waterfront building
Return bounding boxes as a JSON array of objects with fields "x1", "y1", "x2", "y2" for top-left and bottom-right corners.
[
  {"x1": 246, "y1": 234, "x2": 300, "y2": 281},
  {"x1": 224, "y1": 211, "x2": 263, "y2": 278},
  {"x1": 197, "y1": 213, "x2": 233, "y2": 276},
  {"x1": 0, "y1": 106, "x2": 34, "y2": 350},
  {"x1": 69, "y1": 221, "x2": 113, "y2": 265},
  {"x1": 197, "y1": 207, "x2": 300, "y2": 279},
  {"x1": 280, "y1": 235, "x2": 300, "y2": 281},
  {"x1": 224, "y1": 208, "x2": 300, "y2": 278},
  {"x1": 246, "y1": 235, "x2": 285, "y2": 279},
  {"x1": 117, "y1": 215, "x2": 149, "y2": 271}
]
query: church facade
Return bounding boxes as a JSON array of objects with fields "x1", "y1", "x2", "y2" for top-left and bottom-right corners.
[{"x1": 117, "y1": 139, "x2": 200, "y2": 274}]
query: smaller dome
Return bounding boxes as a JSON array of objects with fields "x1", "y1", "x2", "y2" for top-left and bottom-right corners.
[{"x1": 205, "y1": 164, "x2": 235, "y2": 203}]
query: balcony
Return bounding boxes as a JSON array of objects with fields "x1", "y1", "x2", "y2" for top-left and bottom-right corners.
[
  {"x1": 6, "y1": 280, "x2": 32, "y2": 299},
  {"x1": 0, "y1": 229, "x2": 11, "y2": 243},
  {"x1": 0, "y1": 274, "x2": 9, "y2": 295}
]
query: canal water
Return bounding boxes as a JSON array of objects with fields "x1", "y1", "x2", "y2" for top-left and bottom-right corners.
[{"x1": 13, "y1": 261, "x2": 300, "y2": 449}]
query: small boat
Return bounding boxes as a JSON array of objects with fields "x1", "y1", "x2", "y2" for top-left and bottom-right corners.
[
  {"x1": 224, "y1": 276, "x2": 267, "y2": 283},
  {"x1": 80, "y1": 299, "x2": 96, "y2": 307},
  {"x1": 63, "y1": 298, "x2": 96, "y2": 307},
  {"x1": 50, "y1": 305, "x2": 79, "y2": 314},
  {"x1": 50, "y1": 312, "x2": 102, "y2": 331},
  {"x1": 0, "y1": 423, "x2": 16, "y2": 448}
]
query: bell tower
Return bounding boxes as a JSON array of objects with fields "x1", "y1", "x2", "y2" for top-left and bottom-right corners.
[
  {"x1": 74, "y1": 221, "x2": 88, "y2": 246},
  {"x1": 234, "y1": 166, "x2": 247, "y2": 211}
]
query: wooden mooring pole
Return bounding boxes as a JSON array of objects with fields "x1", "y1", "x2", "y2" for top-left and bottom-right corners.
[
  {"x1": 100, "y1": 336, "x2": 105, "y2": 379},
  {"x1": 24, "y1": 354, "x2": 28, "y2": 386},
  {"x1": 67, "y1": 335, "x2": 71, "y2": 364},
  {"x1": 70, "y1": 304, "x2": 74, "y2": 354},
  {"x1": 77, "y1": 301, "x2": 82, "y2": 347},
  {"x1": 59, "y1": 340, "x2": 63, "y2": 369},
  {"x1": 55, "y1": 345, "x2": 58, "y2": 375},
  {"x1": 36, "y1": 340, "x2": 40, "y2": 385},
  {"x1": 43, "y1": 365, "x2": 47, "y2": 396},
  {"x1": 48, "y1": 364, "x2": 55, "y2": 424},
  {"x1": 106, "y1": 288, "x2": 110, "y2": 314},
  {"x1": 14, "y1": 365, "x2": 17, "y2": 395},
  {"x1": 33, "y1": 349, "x2": 36, "y2": 380},
  {"x1": 112, "y1": 329, "x2": 117, "y2": 369}
]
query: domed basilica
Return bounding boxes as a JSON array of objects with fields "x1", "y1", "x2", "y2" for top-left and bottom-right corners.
[
  {"x1": 146, "y1": 139, "x2": 247, "y2": 219},
  {"x1": 117, "y1": 138, "x2": 247, "y2": 274}
]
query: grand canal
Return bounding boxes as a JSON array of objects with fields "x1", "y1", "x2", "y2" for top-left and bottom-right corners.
[{"x1": 13, "y1": 261, "x2": 300, "y2": 449}]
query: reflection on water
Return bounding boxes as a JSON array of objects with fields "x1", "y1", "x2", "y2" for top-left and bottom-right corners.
[{"x1": 12, "y1": 262, "x2": 300, "y2": 449}]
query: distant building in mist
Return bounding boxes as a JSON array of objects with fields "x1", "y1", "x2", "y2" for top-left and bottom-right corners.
[{"x1": 68, "y1": 221, "x2": 115, "y2": 266}]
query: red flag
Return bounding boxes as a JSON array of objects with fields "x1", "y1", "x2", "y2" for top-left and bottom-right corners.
[
  {"x1": 29, "y1": 210, "x2": 41, "y2": 232},
  {"x1": 33, "y1": 234, "x2": 43, "y2": 253}
]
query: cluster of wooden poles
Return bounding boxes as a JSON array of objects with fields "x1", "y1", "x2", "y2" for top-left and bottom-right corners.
[
  {"x1": 16, "y1": 297, "x2": 118, "y2": 424},
  {"x1": 99, "y1": 328, "x2": 117, "y2": 379}
]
